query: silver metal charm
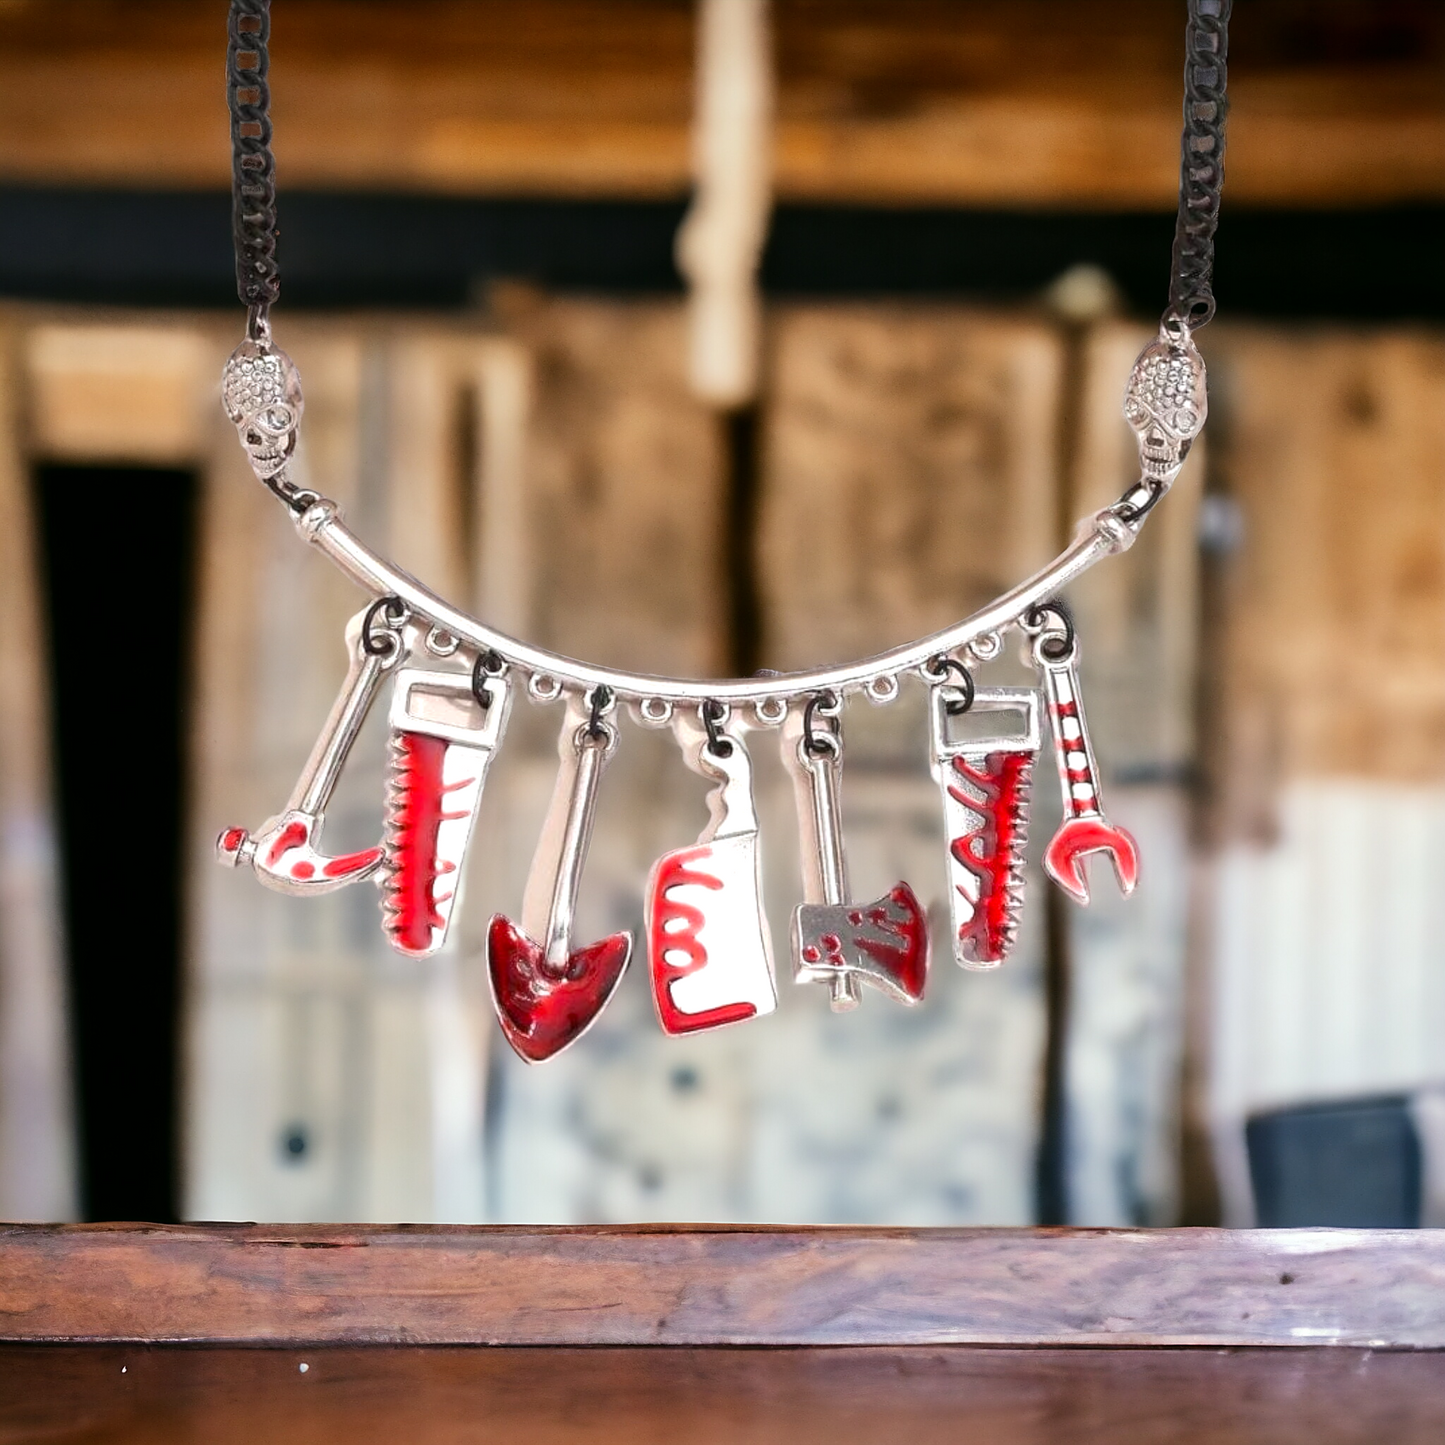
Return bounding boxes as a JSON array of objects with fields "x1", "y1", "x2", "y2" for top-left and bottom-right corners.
[
  {"x1": 486, "y1": 693, "x2": 631, "y2": 1063},
  {"x1": 1121, "y1": 319, "x2": 1208, "y2": 496},
  {"x1": 216, "y1": 607, "x2": 391, "y2": 894},
  {"x1": 784, "y1": 701, "x2": 928, "y2": 1011},
  {"x1": 1035, "y1": 629, "x2": 1139, "y2": 905},
  {"x1": 645, "y1": 707, "x2": 776, "y2": 1036},
  {"x1": 222, "y1": 338, "x2": 304, "y2": 483},
  {"x1": 381, "y1": 665, "x2": 512, "y2": 958},
  {"x1": 929, "y1": 685, "x2": 1039, "y2": 970}
]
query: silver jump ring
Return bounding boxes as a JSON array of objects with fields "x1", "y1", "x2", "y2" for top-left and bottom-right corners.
[
  {"x1": 637, "y1": 696, "x2": 673, "y2": 727},
  {"x1": 865, "y1": 674, "x2": 900, "y2": 705},
  {"x1": 754, "y1": 696, "x2": 788, "y2": 726},
  {"x1": 426, "y1": 626, "x2": 461, "y2": 657},
  {"x1": 528, "y1": 672, "x2": 563, "y2": 703}
]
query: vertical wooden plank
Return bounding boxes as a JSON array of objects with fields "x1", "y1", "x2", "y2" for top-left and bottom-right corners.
[
  {"x1": 1202, "y1": 326, "x2": 1445, "y2": 1222},
  {"x1": 0, "y1": 317, "x2": 76, "y2": 1220},
  {"x1": 477, "y1": 296, "x2": 742, "y2": 1223},
  {"x1": 1061, "y1": 320, "x2": 1204, "y2": 1226},
  {"x1": 189, "y1": 320, "x2": 525, "y2": 1225},
  {"x1": 744, "y1": 304, "x2": 1063, "y2": 1224}
]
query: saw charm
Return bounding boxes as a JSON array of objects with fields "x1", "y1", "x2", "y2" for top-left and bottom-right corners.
[
  {"x1": 382, "y1": 663, "x2": 511, "y2": 958},
  {"x1": 929, "y1": 682, "x2": 1039, "y2": 969}
]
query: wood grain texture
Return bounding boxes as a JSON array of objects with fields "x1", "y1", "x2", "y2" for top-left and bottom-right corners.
[
  {"x1": 3, "y1": 1344, "x2": 1445, "y2": 1445},
  {"x1": 0, "y1": 1, "x2": 1440, "y2": 205},
  {"x1": 1205, "y1": 327, "x2": 1445, "y2": 813},
  {"x1": 0, "y1": 1225, "x2": 1443, "y2": 1347},
  {"x1": 757, "y1": 304, "x2": 1061, "y2": 671}
]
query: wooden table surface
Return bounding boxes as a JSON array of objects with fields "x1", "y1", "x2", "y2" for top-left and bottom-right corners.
[
  {"x1": 2, "y1": 1343, "x2": 1443, "y2": 1444},
  {"x1": 0, "y1": 1225, "x2": 1441, "y2": 1442}
]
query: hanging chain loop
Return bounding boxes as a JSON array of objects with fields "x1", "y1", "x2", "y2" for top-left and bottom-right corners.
[{"x1": 1168, "y1": 0, "x2": 1231, "y2": 329}]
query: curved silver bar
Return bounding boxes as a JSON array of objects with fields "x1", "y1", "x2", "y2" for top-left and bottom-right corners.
[{"x1": 297, "y1": 500, "x2": 1138, "y2": 708}]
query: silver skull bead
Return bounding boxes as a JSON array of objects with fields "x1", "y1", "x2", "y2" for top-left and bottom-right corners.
[
  {"x1": 1122, "y1": 324, "x2": 1207, "y2": 485},
  {"x1": 222, "y1": 339, "x2": 304, "y2": 481}
]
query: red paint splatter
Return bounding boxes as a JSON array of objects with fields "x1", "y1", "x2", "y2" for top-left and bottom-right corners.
[
  {"x1": 948, "y1": 750, "x2": 1032, "y2": 965},
  {"x1": 647, "y1": 845, "x2": 757, "y2": 1035},
  {"x1": 488, "y1": 915, "x2": 630, "y2": 1062},
  {"x1": 265, "y1": 820, "x2": 308, "y2": 868},
  {"x1": 323, "y1": 847, "x2": 383, "y2": 879},
  {"x1": 848, "y1": 884, "x2": 928, "y2": 1001},
  {"x1": 384, "y1": 732, "x2": 475, "y2": 957}
]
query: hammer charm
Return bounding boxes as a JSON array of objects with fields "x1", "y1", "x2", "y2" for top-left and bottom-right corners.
[{"x1": 216, "y1": 607, "x2": 391, "y2": 894}]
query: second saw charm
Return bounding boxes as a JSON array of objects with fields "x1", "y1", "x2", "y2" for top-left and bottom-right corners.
[
  {"x1": 487, "y1": 691, "x2": 631, "y2": 1063},
  {"x1": 645, "y1": 705, "x2": 777, "y2": 1036},
  {"x1": 382, "y1": 662, "x2": 511, "y2": 958},
  {"x1": 784, "y1": 696, "x2": 928, "y2": 1010},
  {"x1": 1034, "y1": 613, "x2": 1139, "y2": 905},
  {"x1": 929, "y1": 680, "x2": 1039, "y2": 969}
]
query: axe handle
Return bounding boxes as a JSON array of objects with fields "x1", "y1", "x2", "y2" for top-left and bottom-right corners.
[{"x1": 798, "y1": 743, "x2": 861, "y2": 1011}]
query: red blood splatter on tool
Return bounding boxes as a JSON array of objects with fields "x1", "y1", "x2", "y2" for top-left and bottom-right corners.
[
  {"x1": 265, "y1": 820, "x2": 308, "y2": 868},
  {"x1": 384, "y1": 732, "x2": 475, "y2": 956},
  {"x1": 949, "y1": 750, "x2": 1032, "y2": 965},
  {"x1": 323, "y1": 846, "x2": 384, "y2": 879},
  {"x1": 487, "y1": 915, "x2": 630, "y2": 1063},
  {"x1": 848, "y1": 884, "x2": 928, "y2": 1002},
  {"x1": 648, "y1": 845, "x2": 757, "y2": 1035}
]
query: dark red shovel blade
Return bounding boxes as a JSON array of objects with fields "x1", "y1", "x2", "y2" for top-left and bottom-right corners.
[{"x1": 487, "y1": 914, "x2": 631, "y2": 1063}]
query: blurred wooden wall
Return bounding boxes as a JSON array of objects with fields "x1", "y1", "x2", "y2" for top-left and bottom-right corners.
[{"x1": 0, "y1": 1, "x2": 1440, "y2": 207}]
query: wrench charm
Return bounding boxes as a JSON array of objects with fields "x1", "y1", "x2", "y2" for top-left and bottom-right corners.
[
  {"x1": 1034, "y1": 622, "x2": 1139, "y2": 905},
  {"x1": 784, "y1": 698, "x2": 928, "y2": 1011},
  {"x1": 645, "y1": 706, "x2": 776, "y2": 1036},
  {"x1": 487, "y1": 692, "x2": 631, "y2": 1063},
  {"x1": 217, "y1": 607, "x2": 391, "y2": 894}
]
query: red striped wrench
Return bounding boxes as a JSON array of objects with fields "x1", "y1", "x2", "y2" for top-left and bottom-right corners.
[{"x1": 1034, "y1": 616, "x2": 1138, "y2": 905}]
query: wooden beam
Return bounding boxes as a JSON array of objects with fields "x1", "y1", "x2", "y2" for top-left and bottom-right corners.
[
  {"x1": 0, "y1": 1, "x2": 1439, "y2": 206},
  {"x1": 1, "y1": 1224, "x2": 1443, "y2": 1346}
]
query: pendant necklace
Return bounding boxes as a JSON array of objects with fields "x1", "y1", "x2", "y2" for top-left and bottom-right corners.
[{"x1": 219, "y1": 0, "x2": 1230, "y2": 1062}]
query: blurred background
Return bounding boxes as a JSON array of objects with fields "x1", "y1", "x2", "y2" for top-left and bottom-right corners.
[{"x1": 0, "y1": 0, "x2": 1442, "y2": 1230}]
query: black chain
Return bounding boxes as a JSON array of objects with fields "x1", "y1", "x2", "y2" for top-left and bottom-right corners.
[
  {"x1": 228, "y1": 0, "x2": 279, "y2": 327},
  {"x1": 226, "y1": 0, "x2": 1227, "y2": 336},
  {"x1": 1169, "y1": 0, "x2": 1231, "y2": 330}
]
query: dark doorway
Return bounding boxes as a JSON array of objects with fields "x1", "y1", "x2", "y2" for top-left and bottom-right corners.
[{"x1": 32, "y1": 463, "x2": 197, "y2": 1222}]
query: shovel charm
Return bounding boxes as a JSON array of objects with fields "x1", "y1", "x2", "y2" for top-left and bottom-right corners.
[
  {"x1": 784, "y1": 696, "x2": 928, "y2": 1010},
  {"x1": 1034, "y1": 619, "x2": 1139, "y2": 905},
  {"x1": 216, "y1": 606, "x2": 391, "y2": 893},
  {"x1": 487, "y1": 690, "x2": 631, "y2": 1063},
  {"x1": 929, "y1": 681, "x2": 1039, "y2": 969},
  {"x1": 645, "y1": 704, "x2": 776, "y2": 1035}
]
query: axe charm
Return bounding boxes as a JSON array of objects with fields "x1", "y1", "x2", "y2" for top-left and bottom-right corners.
[
  {"x1": 487, "y1": 689, "x2": 631, "y2": 1063},
  {"x1": 784, "y1": 695, "x2": 928, "y2": 1010},
  {"x1": 645, "y1": 703, "x2": 776, "y2": 1036},
  {"x1": 217, "y1": 606, "x2": 393, "y2": 894},
  {"x1": 1033, "y1": 614, "x2": 1139, "y2": 905},
  {"x1": 928, "y1": 679, "x2": 1039, "y2": 969},
  {"x1": 381, "y1": 662, "x2": 511, "y2": 958}
]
